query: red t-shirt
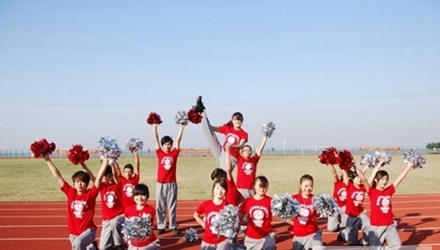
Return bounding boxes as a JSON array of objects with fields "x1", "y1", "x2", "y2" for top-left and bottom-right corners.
[
  {"x1": 239, "y1": 195, "x2": 273, "y2": 239},
  {"x1": 225, "y1": 178, "x2": 243, "y2": 206},
  {"x1": 332, "y1": 180, "x2": 347, "y2": 208},
  {"x1": 369, "y1": 185, "x2": 396, "y2": 226},
  {"x1": 345, "y1": 182, "x2": 366, "y2": 217},
  {"x1": 100, "y1": 182, "x2": 124, "y2": 220},
  {"x1": 195, "y1": 199, "x2": 228, "y2": 244},
  {"x1": 119, "y1": 173, "x2": 140, "y2": 208},
  {"x1": 236, "y1": 155, "x2": 260, "y2": 189},
  {"x1": 219, "y1": 124, "x2": 248, "y2": 158},
  {"x1": 155, "y1": 148, "x2": 180, "y2": 183},
  {"x1": 124, "y1": 204, "x2": 157, "y2": 247},
  {"x1": 61, "y1": 182, "x2": 98, "y2": 236},
  {"x1": 291, "y1": 194, "x2": 319, "y2": 237}
]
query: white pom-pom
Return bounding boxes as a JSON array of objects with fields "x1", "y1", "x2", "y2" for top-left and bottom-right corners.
[
  {"x1": 126, "y1": 137, "x2": 143, "y2": 152},
  {"x1": 271, "y1": 193, "x2": 301, "y2": 220},
  {"x1": 211, "y1": 204, "x2": 239, "y2": 238},
  {"x1": 182, "y1": 228, "x2": 199, "y2": 243},
  {"x1": 403, "y1": 149, "x2": 426, "y2": 169},
  {"x1": 98, "y1": 136, "x2": 122, "y2": 164},
  {"x1": 122, "y1": 217, "x2": 152, "y2": 242},
  {"x1": 375, "y1": 150, "x2": 392, "y2": 165},
  {"x1": 312, "y1": 193, "x2": 339, "y2": 218},
  {"x1": 261, "y1": 122, "x2": 276, "y2": 137},
  {"x1": 175, "y1": 111, "x2": 188, "y2": 125},
  {"x1": 359, "y1": 153, "x2": 377, "y2": 168}
]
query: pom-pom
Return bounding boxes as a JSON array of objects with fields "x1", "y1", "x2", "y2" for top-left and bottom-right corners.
[
  {"x1": 261, "y1": 122, "x2": 276, "y2": 137},
  {"x1": 375, "y1": 150, "x2": 392, "y2": 165},
  {"x1": 182, "y1": 228, "x2": 199, "y2": 243},
  {"x1": 337, "y1": 149, "x2": 355, "y2": 171},
  {"x1": 318, "y1": 147, "x2": 338, "y2": 166},
  {"x1": 67, "y1": 144, "x2": 90, "y2": 165},
  {"x1": 403, "y1": 149, "x2": 426, "y2": 169},
  {"x1": 312, "y1": 193, "x2": 340, "y2": 218},
  {"x1": 211, "y1": 204, "x2": 239, "y2": 238},
  {"x1": 187, "y1": 108, "x2": 202, "y2": 124},
  {"x1": 122, "y1": 217, "x2": 152, "y2": 242},
  {"x1": 359, "y1": 153, "x2": 378, "y2": 168},
  {"x1": 126, "y1": 137, "x2": 143, "y2": 152},
  {"x1": 175, "y1": 111, "x2": 188, "y2": 125},
  {"x1": 98, "y1": 136, "x2": 122, "y2": 164},
  {"x1": 30, "y1": 138, "x2": 56, "y2": 158},
  {"x1": 146, "y1": 112, "x2": 163, "y2": 125},
  {"x1": 271, "y1": 193, "x2": 301, "y2": 220}
]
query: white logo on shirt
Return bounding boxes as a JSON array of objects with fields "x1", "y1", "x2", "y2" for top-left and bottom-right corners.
[
  {"x1": 377, "y1": 195, "x2": 391, "y2": 213},
  {"x1": 338, "y1": 187, "x2": 347, "y2": 201},
  {"x1": 351, "y1": 191, "x2": 364, "y2": 206},
  {"x1": 298, "y1": 204, "x2": 313, "y2": 225},
  {"x1": 250, "y1": 205, "x2": 269, "y2": 227},
  {"x1": 104, "y1": 191, "x2": 116, "y2": 208},
  {"x1": 206, "y1": 211, "x2": 220, "y2": 234},
  {"x1": 71, "y1": 200, "x2": 86, "y2": 218},
  {"x1": 225, "y1": 134, "x2": 239, "y2": 145},
  {"x1": 124, "y1": 184, "x2": 134, "y2": 197},
  {"x1": 243, "y1": 162, "x2": 254, "y2": 175},
  {"x1": 161, "y1": 156, "x2": 173, "y2": 170}
]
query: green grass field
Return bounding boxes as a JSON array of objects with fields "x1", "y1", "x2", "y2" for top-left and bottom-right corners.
[{"x1": 0, "y1": 154, "x2": 438, "y2": 202}]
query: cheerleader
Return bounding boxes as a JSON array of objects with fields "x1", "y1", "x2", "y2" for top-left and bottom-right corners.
[{"x1": 326, "y1": 165, "x2": 347, "y2": 233}]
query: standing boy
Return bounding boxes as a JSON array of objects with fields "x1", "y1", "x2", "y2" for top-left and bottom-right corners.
[{"x1": 150, "y1": 122, "x2": 186, "y2": 234}]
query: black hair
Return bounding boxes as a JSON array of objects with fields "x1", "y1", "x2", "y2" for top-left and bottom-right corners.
[
  {"x1": 104, "y1": 165, "x2": 113, "y2": 176},
  {"x1": 298, "y1": 174, "x2": 314, "y2": 193},
  {"x1": 133, "y1": 183, "x2": 150, "y2": 198},
  {"x1": 231, "y1": 112, "x2": 244, "y2": 121},
  {"x1": 160, "y1": 135, "x2": 173, "y2": 146},
  {"x1": 254, "y1": 175, "x2": 269, "y2": 188},
  {"x1": 211, "y1": 168, "x2": 227, "y2": 180},
  {"x1": 372, "y1": 170, "x2": 389, "y2": 188},
  {"x1": 124, "y1": 163, "x2": 134, "y2": 171},
  {"x1": 212, "y1": 178, "x2": 228, "y2": 195},
  {"x1": 71, "y1": 171, "x2": 90, "y2": 185}
]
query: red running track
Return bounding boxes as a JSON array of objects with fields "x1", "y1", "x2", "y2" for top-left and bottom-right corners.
[{"x1": 1, "y1": 194, "x2": 439, "y2": 250}]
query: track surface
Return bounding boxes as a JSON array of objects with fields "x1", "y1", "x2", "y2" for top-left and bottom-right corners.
[{"x1": 1, "y1": 194, "x2": 439, "y2": 250}]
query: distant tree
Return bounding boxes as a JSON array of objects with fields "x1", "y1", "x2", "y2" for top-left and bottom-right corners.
[{"x1": 426, "y1": 142, "x2": 440, "y2": 152}]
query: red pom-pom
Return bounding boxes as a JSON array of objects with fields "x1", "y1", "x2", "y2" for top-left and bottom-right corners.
[
  {"x1": 68, "y1": 144, "x2": 90, "y2": 165},
  {"x1": 318, "y1": 147, "x2": 338, "y2": 165},
  {"x1": 187, "y1": 108, "x2": 202, "y2": 124},
  {"x1": 146, "y1": 112, "x2": 162, "y2": 125},
  {"x1": 30, "y1": 138, "x2": 56, "y2": 158},
  {"x1": 337, "y1": 149, "x2": 355, "y2": 170}
]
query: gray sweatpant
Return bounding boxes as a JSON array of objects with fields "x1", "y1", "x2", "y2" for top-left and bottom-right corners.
[
  {"x1": 368, "y1": 221, "x2": 401, "y2": 250},
  {"x1": 292, "y1": 230, "x2": 324, "y2": 250},
  {"x1": 244, "y1": 233, "x2": 276, "y2": 250},
  {"x1": 327, "y1": 205, "x2": 346, "y2": 232},
  {"x1": 156, "y1": 182, "x2": 178, "y2": 230},
  {"x1": 201, "y1": 112, "x2": 237, "y2": 170},
  {"x1": 341, "y1": 211, "x2": 370, "y2": 245},
  {"x1": 99, "y1": 213, "x2": 125, "y2": 249},
  {"x1": 69, "y1": 228, "x2": 97, "y2": 250}
]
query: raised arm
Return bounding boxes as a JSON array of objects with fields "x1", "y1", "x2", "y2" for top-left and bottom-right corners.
[
  {"x1": 94, "y1": 157, "x2": 109, "y2": 189},
  {"x1": 255, "y1": 135, "x2": 268, "y2": 157},
  {"x1": 329, "y1": 165, "x2": 339, "y2": 184},
  {"x1": 393, "y1": 160, "x2": 415, "y2": 189},
  {"x1": 111, "y1": 162, "x2": 120, "y2": 185},
  {"x1": 225, "y1": 144, "x2": 233, "y2": 181},
  {"x1": 355, "y1": 166, "x2": 370, "y2": 193},
  {"x1": 113, "y1": 161, "x2": 122, "y2": 177},
  {"x1": 152, "y1": 124, "x2": 160, "y2": 150},
  {"x1": 367, "y1": 157, "x2": 386, "y2": 185},
  {"x1": 174, "y1": 123, "x2": 186, "y2": 150},
  {"x1": 133, "y1": 149, "x2": 140, "y2": 176},
  {"x1": 43, "y1": 154, "x2": 66, "y2": 187},
  {"x1": 230, "y1": 138, "x2": 247, "y2": 150},
  {"x1": 342, "y1": 169, "x2": 349, "y2": 186},
  {"x1": 80, "y1": 162, "x2": 96, "y2": 183}
]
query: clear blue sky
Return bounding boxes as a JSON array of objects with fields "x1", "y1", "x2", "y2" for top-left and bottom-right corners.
[{"x1": 1, "y1": 1, "x2": 439, "y2": 151}]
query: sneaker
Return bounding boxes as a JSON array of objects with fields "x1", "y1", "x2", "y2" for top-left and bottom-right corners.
[
  {"x1": 171, "y1": 228, "x2": 180, "y2": 235},
  {"x1": 193, "y1": 95, "x2": 206, "y2": 113},
  {"x1": 157, "y1": 229, "x2": 166, "y2": 235}
]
